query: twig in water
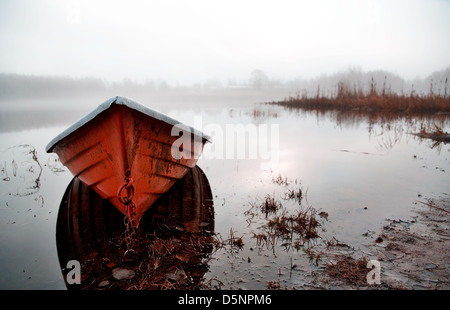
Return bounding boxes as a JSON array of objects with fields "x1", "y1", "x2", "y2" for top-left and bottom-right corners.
[{"x1": 416, "y1": 200, "x2": 450, "y2": 214}]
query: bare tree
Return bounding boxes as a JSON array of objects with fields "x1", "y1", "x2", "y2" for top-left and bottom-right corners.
[{"x1": 249, "y1": 69, "x2": 269, "y2": 90}]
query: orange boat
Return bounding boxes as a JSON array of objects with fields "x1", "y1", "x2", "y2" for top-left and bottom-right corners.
[{"x1": 46, "y1": 96, "x2": 210, "y2": 227}]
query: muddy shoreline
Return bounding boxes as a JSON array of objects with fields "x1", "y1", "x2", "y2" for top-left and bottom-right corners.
[{"x1": 315, "y1": 195, "x2": 450, "y2": 289}]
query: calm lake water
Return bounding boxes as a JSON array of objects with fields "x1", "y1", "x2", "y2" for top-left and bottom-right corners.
[{"x1": 0, "y1": 96, "x2": 448, "y2": 289}]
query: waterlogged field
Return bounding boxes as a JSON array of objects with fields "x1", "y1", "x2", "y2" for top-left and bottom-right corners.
[{"x1": 0, "y1": 97, "x2": 448, "y2": 289}]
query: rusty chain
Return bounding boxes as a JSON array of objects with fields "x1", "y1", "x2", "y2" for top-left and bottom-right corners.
[{"x1": 117, "y1": 169, "x2": 137, "y2": 258}]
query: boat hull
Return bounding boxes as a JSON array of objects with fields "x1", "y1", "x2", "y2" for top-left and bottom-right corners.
[
  {"x1": 56, "y1": 165, "x2": 214, "y2": 289},
  {"x1": 47, "y1": 97, "x2": 209, "y2": 226}
]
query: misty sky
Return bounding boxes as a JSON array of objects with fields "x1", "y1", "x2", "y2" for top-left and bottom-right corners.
[{"x1": 0, "y1": 0, "x2": 449, "y2": 85}]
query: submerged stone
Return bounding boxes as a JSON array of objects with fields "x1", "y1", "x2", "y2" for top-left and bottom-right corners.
[{"x1": 112, "y1": 268, "x2": 135, "y2": 280}]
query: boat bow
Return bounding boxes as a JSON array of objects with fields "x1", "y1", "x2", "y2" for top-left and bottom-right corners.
[{"x1": 47, "y1": 96, "x2": 210, "y2": 227}]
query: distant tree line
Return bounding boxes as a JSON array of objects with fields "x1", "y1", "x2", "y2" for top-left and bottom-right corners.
[
  {"x1": 282, "y1": 67, "x2": 450, "y2": 99},
  {"x1": 0, "y1": 74, "x2": 191, "y2": 99},
  {"x1": 0, "y1": 74, "x2": 107, "y2": 99},
  {"x1": 0, "y1": 67, "x2": 449, "y2": 100}
]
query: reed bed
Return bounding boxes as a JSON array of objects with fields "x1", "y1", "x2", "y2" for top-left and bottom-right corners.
[{"x1": 267, "y1": 80, "x2": 450, "y2": 114}]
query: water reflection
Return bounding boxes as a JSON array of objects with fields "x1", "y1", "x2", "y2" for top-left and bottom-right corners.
[
  {"x1": 256, "y1": 103, "x2": 449, "y2": 153},
  {"x1": 56, "y1": 165, "x2": 214, "y2": 290}
]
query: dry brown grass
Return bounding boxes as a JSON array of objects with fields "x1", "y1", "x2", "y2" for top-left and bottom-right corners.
[
  {"x1": 268, "y1": 81, "x2": 450, "y2": 115},
  {"x1": 326, "y1": 256, "x2": 369, "y2": 286}
]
